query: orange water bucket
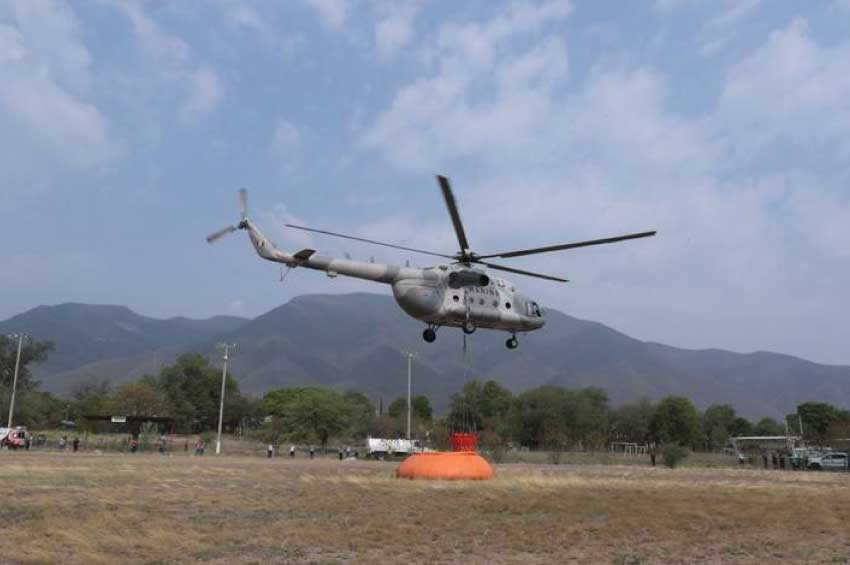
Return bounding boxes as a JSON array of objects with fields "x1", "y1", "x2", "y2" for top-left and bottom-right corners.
[{"x1": 396, "y1": 451, "x2": 494, "y2": 480}]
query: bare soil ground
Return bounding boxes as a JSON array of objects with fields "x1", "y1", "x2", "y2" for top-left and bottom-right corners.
[{"x1": 2, "y1": 451, "x2": 849, "y2": 564}]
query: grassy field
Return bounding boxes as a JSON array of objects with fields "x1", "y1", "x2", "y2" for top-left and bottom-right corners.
[{"x1": 2, "y1": 451, "x2": 849, "y2": 564}]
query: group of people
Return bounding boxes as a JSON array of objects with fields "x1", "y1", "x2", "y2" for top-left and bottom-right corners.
[
  {"x1": 263, "y1": 444, "x2": 360, "y2": 460},
  {"x1": 57, "y1": 436, "x2": 81, "y2": 452}
]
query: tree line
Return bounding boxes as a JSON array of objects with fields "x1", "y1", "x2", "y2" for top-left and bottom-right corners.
[{"x1": 3, "y1": 337, "x2": 850, "y2": 450}]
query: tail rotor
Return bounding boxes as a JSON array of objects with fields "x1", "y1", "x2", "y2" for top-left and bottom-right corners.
[{"x1": 206, "y1": 189, "x2": 249, "y2": 244}]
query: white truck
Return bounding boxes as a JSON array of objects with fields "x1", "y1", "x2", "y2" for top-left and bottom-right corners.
[
  {"x1": 366, "y1": 437, "x2": 424, "y2": 459},
  {"x1": 807, "y1": 452, "x2": 849, "y2": 471}
]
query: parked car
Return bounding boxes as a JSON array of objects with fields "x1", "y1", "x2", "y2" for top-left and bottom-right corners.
[{"x1": 808, "y1": 452, "x2": 849, "y2": 471}]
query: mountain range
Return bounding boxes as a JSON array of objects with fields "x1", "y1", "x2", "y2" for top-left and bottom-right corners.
[{"x1": 2, "y1": 293, "x2": 849, "y2": 419}]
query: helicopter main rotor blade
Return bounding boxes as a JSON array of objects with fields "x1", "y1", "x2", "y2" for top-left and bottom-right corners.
[
  {"x1": 477, "y1": 260, "x2": 569, "y2": 283},
  {"x1": 477, "y1": 230, "x2": 657, "y2": 260},
  {"x1": 284, "y1": 224, "x2": 456, "y2": 260},
  {"x1": 437, "y1": 175, "x2": 471, "y2": 254},
  {"x1": 206, "y1": 225, "x2": 238, "y2": 244}
]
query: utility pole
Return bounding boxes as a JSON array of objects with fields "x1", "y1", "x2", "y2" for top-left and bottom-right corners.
[
  {"x1": 403, "y1": 352, "x2": 416, "y2": 441},
  {"x1": 215, "y1": 343, "x2": 236, "y2": 455},
  {"x1": 7, "y1": 333, "x2": 25, "y2": 429}
]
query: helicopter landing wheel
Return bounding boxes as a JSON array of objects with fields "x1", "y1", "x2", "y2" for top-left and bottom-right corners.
[
  {"x1": 506, "y1": 336, "x2": 518, "y2": 350},
  {"x1": 462, "y1": 320, "x2": 477, "y2": 334},
  {"x1": 423, "y1": 328, "x2": 437, "y2": 343}
]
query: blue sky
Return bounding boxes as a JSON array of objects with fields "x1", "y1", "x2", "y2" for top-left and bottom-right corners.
[{"x1": 1, "y1": 0, "x2": 849, "y2": 364}]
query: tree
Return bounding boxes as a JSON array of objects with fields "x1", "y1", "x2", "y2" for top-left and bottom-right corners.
[
  {"x1": 155, "y1": 354, "x2": 242, "y2": 433},
  {"x1": 567, "y1": 387, "x2": 610, "y2": 449},
  {"x1": 109, "y1": 381, "x2": 171, "y2": 418},
  {"x1": 263, "y1": 387, "x2": 350, "y2": 448},
  {"x1": 70, "y1": 379, "x2": 113, "y2": 432},
  {"x1": 0, "y1": 336, "x2": 54, "y2": 423},
  {"x1": 0, "y1": 336, "x2": 53, "y2": 392},
  {"x1": 388, "y1": 395, "x2": 432, "y2": 422},
  {"x1": 611, "y1": 399, "x2": 655, "y2": 444},
  {"x1": 797, "y1": 402, "x2": 850, "y2": 443},
  {"x1": 343, "y1": 391, "x2": 375, "y2": 439},
  {"x1": 512, "y1": 386, "x2": 569, "y2": 450},
  {"x1": 448, "y1": 380, "x2": 513, "y2": 437},
  {"x1": 650, "y1": 396, "x2": 701, "y2": 447},
  {"x1": 702, "y1": 404, "x2": 737, "y2": 450},
  {"x1": 753, "y1": 417, "x2": 784, "y2": 436},
  {"x1": 728, "y1": 416, "x2": 753, "y2": 438}
]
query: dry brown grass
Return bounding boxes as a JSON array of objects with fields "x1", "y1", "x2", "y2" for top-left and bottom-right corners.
[{"x1": 2, "y1": 451, "x2": 850, "y2": 564}]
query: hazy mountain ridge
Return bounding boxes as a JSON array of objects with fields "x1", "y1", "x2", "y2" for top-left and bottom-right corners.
[
  {"x1": 3, "y1": 293, "x2": 849, "y2": 419},
  {"x1": 0, "y1": 302, "x2": 248, "y2": 378}
]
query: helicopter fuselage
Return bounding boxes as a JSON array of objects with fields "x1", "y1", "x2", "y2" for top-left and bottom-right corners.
[{"x1": 246, "y1": 223, "x2": 545, "y2": 335}]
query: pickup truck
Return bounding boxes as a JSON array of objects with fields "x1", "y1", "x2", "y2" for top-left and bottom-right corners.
[{"x1": 807, "y1": 452, "x2": 849, "y2": 471}]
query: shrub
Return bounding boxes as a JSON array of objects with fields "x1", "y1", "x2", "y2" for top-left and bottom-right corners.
[{"x1": 662, "y1": 444, "x2": 688, "y2": 469}]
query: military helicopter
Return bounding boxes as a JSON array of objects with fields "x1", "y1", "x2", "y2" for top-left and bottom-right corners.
[{"x1": 207, "y1": 176, "x2": 655, "y2": 349}]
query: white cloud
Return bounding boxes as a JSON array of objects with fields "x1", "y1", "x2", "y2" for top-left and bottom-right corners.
[
  {"x1": 269, "y1": 118, "x2": 302, "y2": 175},
  {"x1": 0, "y1": 1, "x2": 119, "y2": 184},
  {"x1": 362, "y1": 2, "x2": 572, "y2": 171},
  {"x1": 108, "y1": 0, "x2": 190, "y2": 65},
  {"x1": 105, "y1": 0, "x2": 223, "y2": 126},
  {"x1": 373, "y1": 1, "x2": 423, "y2": 58},
  {"x1": 179, "y1": 66, "x2": 224, "y2": 125},
  {"x1": 697, "y1": 0, "x2": 761, "y2": 56},
  {"x1": 304, "y1": 0, "x2": 349, "y2": 30},
  {"x1": 712, "y1": 19, "x2": 850, "y2": 169}
]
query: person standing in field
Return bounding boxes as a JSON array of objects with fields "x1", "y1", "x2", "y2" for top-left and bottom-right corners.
[
  {"x1": 290, "y1": 445, "x2": 295, "y2": 458},
  {"x1": 58, "y1": 436, "x2": 66, "y2": 451},
  {"x1": 72, "y1": 437, "x2": 80, "y2": 452},
  {"x1": 267, "y1": 444, "x2": 274, "y2": 458},
  {"x1": 309, "y1": 446, "x2": 315, "y2": 459}
]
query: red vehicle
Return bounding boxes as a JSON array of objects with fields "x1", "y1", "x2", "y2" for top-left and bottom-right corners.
[{"x1": 0, "y1": 427, "x2": 31, "y2": 449}]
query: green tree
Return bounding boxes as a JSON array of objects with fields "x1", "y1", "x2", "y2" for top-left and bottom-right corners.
[
  {"x1": 650, "y1": 396, "x2": 701, "y2": 447},
  {"x1": 753, "y1": 417, "x2": 784, "y2": 436},
  {"x1": 728, "y1": 416, "x2": 753, "y2": 438},
  {"x1": 388, "y1": 395, "x2": 432, "y2": 422},
  {"x1": 448, "y1": 380, "x2": 514, "y2": 437},
  {"x1": 343, "y1": 391, "x2": 375, "y2": 439},
  {"x1": 567, "y1": 387, "x2": 610, "y2": 449},
  {"x1": 263, "y1": 387, "x2": 350, "y2": 448},
  {"x1": 0, "y1": 336, "x2": 53, "y2": 391},
  {"x1": 10, "y1": 390, "x2": 65, "y2": 428},
  {"x1": 512, "y1": 386, "x2": 569, "y2": 450},
  {"x1": 797, "y1": 402, "x2": 850, "y2": 443},
  {"x1": 0, "y1": 336, "x2": 54, "y2": 424},
  {"x1": 702, "y1": 404, "x2": 737, "y2": 450},
  {"x1": 155, "y1": 354, "x2": 242, "y2": 433},
  {"x1": 109, "y1": 380, "x2": 171, "y2": 418},
  {"x1": 611, "y1": 399, "x2": 655, "y2": 444},
  {"x1": 70, "y1": 380, "x2": 113, "y2": 432}
]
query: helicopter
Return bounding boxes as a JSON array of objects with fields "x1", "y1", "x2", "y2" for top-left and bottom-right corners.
[{"x1": 207, "y1": 176, "x2": 655, "y2": 349}]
